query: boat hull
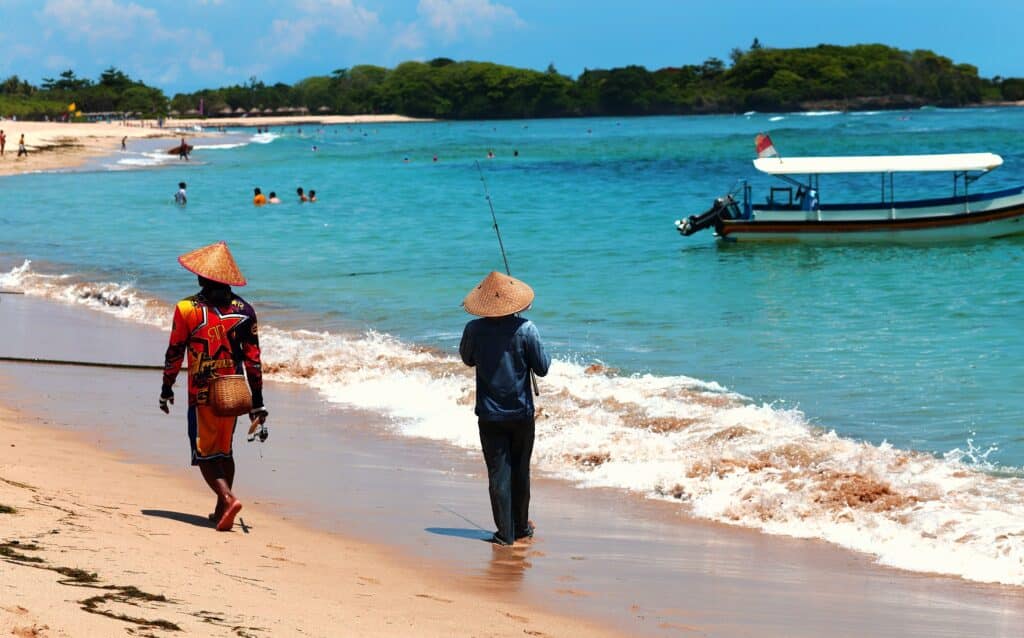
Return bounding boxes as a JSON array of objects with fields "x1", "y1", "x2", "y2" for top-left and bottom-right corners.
[{"x1": 718, "y1": 203, "x2": 1024, "y2": 243}]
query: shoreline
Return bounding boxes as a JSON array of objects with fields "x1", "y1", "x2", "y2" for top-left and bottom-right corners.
[
  {"x1": 1, "y1": 292, "x2": 1022, "y2": 637},
  {"x1": 0, "y1": 114, "x2": 428, "y2": 176}
]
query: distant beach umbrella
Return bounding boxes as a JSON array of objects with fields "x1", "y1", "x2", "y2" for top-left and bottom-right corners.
[
  {"x1": 218, "y1": 107, "x2": 232, "y2": 115},
  {"x1": 296, "y1": 106, "x2": 309, "y2": 114},
  {"x1": 185, "y1": 109, "x2": 200, "y2": 115},
  {"x1": 263, "y1": 108, "x2": 274, "y2": 114},
  {"x1": 248, "y1": 107, "x2": 261, "y2": 114},
  {"x1": 169, "y1": 109, "x2": 181, "y2": 116},
  {"x1": 234, "y1": 107, "x2": 246, "y2": 114},
  {"x1": 275, "y1": 106, "x2": 289, "y2": 113},
  {"x1": 317, "y1": 106, "x2": 331, "y2": 113}
]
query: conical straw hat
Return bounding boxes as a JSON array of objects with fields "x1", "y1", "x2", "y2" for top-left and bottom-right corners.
[
  {"x1": 463, "y1": 271, "x2": 534, "y2": 317},
  {"x1": 177, "y1": 241, "x2": 247, "y2": 286}
]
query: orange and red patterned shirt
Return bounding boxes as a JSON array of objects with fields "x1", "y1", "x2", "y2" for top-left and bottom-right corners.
[{"x1": 162, "y1": 293, "x2": 264, "y2": 409}]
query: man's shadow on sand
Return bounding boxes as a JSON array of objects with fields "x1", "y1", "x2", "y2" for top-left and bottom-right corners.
[
  {"x1": 425, "y1": 527, "x2": 494, "y2": 541},
  {"x1": 142, "y1": 509, "x2": 251, "y2": 533},
  {"x1": 141, "y1": 509, "x2": 212, "y2": 528}
]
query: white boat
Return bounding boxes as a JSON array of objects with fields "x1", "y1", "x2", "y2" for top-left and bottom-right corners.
[{"x1": 675, "y1": 152, "x2": 1024, "y2": 242}]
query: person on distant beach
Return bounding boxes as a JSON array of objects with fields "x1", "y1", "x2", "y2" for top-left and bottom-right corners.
[
  {"x1": 308, "y1": 190, "x2": 317, "y2": 202},
  {"x1": 17, "y1": 134, "x2": 27, "y2": 157},
  {"x1": 175, "y1": 182, "x2": 187, "y2": 205},
  {"x1": 268, "y1": 191, "x2": 281, "y2": 204},
  {"x1": 160, "y1": 241, "x2": 267, "y2": 532},
  {"x1": 121, "y1": 136, "x2": 127, "y2": 151},
  {"x1": 296, "y1": 187, "x2": 308, "y2": 203},
  {"x1": 178, "y1": 137, "x2": 190, "y2": 161},
  {"x1": 1, "y1": 129, "x2": 7, "y2": 156},
  {"x1": 459, "y1": 272, "x2": 550, "y2": 546},
  {"x1": 253, "y1": 188, "x2": 267, "y2": 206}
]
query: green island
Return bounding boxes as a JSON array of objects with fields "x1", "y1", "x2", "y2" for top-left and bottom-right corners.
[{"x1": 3, "y1": 42, "x2": 1023, "y2": 120}]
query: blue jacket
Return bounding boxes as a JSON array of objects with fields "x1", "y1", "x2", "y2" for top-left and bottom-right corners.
[{"x1": 459, "y1": 316, "x2": 550, "y2": 422}]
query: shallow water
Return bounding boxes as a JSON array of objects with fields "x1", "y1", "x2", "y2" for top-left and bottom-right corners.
[{"x1": 1, "y1": 108, "x2": 1023, "y2": 585}]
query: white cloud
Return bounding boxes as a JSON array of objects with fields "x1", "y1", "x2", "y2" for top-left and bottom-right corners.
[
  {"x1": 42, "y1": 0, "x2": 164, "y2": 44},
  {"x1": 416, "y1": 0, "x2": 524, "y2": 42},
  {"x1": 296, "y1": 0, "x2": 379, "y2": 38},
  {"x1": 269, "y1": 18, "x2": 319, "y2": 56},
  {"x1": 391, "y1": 22, "x2": 425, "y2": 51}
]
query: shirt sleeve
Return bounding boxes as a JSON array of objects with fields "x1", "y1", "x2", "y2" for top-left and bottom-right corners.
[
  {"x1": 162, "y1": 304, "x2": 188, "y2": 391},
  {"x1": 240, "y1": 307, "x2": 264, "y2": 409},
  {"x1": 522, "y1": 321, "x2": 551, "y2": 377},
  {"x1": 459, "y1": 321, "x2": 476, "y2": 367}
]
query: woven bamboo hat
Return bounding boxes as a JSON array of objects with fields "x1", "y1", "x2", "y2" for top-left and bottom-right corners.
[
  {"x1": 463, "y1": 271, "x2": 534, "y2": 317},
  {"x1": 177, "y1": 241, "x2": 247, "y2": 286}
]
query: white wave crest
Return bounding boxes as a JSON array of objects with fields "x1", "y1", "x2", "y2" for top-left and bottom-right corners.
[
  {"x1": 191, "y1": 142, "x2": 248, "y2": 150},
  {"x1": 115, "y1": 151, "x2": 177, "y2": 168},
  {"x1": 802, "y1": 110, "x2": 843, "y2": 116},
  {"x1": 0, "y1": 260, "x2": 168, "y2": 326},
  {"x1": 251, "y1": 132, "x2": 279, "y2": 144},
  {"x1": 3, "y1": 260, "x2": 1024, "y2": 586}
]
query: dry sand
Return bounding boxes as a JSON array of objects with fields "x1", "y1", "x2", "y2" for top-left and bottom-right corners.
[
  {"x1": 0, "y1": 121, "x2": 177, "y2": 176},
  {"x1": 0, "y1": 402, "x2": 622, "y2": 638}
]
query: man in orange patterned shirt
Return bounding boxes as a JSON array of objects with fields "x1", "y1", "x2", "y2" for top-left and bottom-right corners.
[{"x1": 161, "y1": 241, "x2": 267, "y2": 531}]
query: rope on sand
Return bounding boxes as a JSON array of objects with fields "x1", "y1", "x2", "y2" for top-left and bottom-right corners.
[{"x1": 0, "y1": 356, "x2": 162, "y2": 371}]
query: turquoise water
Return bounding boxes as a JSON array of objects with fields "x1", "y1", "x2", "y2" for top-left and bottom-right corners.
[{"x1": 1, "y1": 110, "x2": 1023, "y2": 473}]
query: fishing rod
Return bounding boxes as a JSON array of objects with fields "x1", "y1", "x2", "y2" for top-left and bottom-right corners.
[
  {"x1": 475, "y1": 161, "x2": 539, "y2": 396},
  {"x1": 0, "y1": 355, "x2": 162, "y2": 370}
]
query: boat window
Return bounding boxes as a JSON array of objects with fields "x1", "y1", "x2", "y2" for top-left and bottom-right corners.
[{"x1": 769, "y1": 186, "x2": 793, "y2": 206}]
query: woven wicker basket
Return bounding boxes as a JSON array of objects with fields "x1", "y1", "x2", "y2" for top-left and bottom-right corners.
[{"x1": 208, "y1": 374, "x2": 252, "y2": 417}]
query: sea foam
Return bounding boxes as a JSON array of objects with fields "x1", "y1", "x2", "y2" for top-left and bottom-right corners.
[{"x1": 3, "y1": 260, "x2": 1023, "y2": 586}]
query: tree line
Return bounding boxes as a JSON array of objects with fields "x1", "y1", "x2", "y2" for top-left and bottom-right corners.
[{"x1": 3, "y1": 44, "x2": 1024, "y2": 121}]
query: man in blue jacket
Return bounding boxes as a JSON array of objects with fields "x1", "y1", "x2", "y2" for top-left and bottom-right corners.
[{"x1": 459, "y1": 271, "x2": 551, "y2": 546}]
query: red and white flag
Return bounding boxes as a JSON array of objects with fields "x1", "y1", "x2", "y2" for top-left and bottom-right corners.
[{"x1": 755, "y1": 133, "x2": 778, "y2": 158}]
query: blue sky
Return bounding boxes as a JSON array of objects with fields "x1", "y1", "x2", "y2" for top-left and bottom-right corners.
[{"x1": 1, "y1": 0, "x2": 1022, "y2": 94}]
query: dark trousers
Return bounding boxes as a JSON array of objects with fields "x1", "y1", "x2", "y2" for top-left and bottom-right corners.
[{"x1": 478, "y1": 417, "x2": 534, "y2": 544}]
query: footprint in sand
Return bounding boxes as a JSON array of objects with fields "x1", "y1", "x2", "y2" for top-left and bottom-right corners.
[
  {"x1": 415, "y1": 593, "x2": 453, "y2": 603},
  {"x1": 503, "y1": 611, "x2": 529, "y2": 622},
  {"x1": 357, "y1": 576, "x2": 380, "y2": 586},
  {"x1": 2, "y1": 605, "x2": 30, "y2": 615},
  {"x1": 11, "y1": 625, "x2": 49, "y2": 638}
]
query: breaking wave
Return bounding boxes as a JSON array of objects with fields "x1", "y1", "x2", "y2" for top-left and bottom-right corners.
[{"x1": 3, "y1": 260, "x2": 1023, "y2": 587}]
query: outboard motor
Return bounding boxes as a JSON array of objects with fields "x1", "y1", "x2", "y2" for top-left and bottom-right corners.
[{"x1": 675, "y1": 195, "x2": 739, "y2": 236}]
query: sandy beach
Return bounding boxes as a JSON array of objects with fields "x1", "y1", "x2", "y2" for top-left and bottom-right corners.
[
  {"x1": 0, "y1": 400, "x2": 627, "y2": 638},
  {"x1": 0, "y1": 114, "x2": 424, "y2": 176},
  {"x1": 1, "y1": 292, "x2": 1022, "y2": 638}
]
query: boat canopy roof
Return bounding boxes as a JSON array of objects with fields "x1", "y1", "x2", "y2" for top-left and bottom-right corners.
[{"x1": 753, "y1": 153, "x2": 1003, "y2": 175}]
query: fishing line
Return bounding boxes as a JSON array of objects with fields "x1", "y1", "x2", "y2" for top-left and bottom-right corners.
[{"x1": 0, "y1": 356, "x2": 162, "y2": 370}]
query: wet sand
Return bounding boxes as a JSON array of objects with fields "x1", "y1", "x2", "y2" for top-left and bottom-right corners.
[{"x1": 1, "y1": 293, "x2": 1022, "y2": 637}]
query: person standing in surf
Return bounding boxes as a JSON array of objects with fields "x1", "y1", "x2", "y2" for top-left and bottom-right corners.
[
  {"x1": 160, "y1": 241, "x2": 268, "y2": 531},
  {"x1": 459, "y1": 272, "x2": 550, "y2": 545}
]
